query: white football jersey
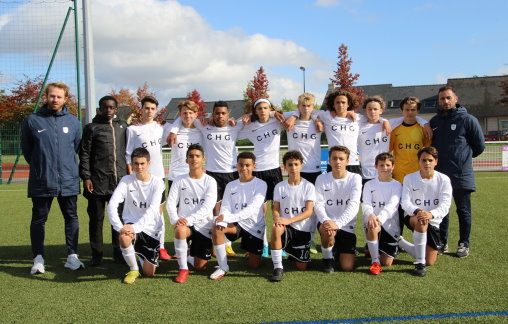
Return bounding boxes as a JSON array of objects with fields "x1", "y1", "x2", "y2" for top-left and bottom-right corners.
[
  {"x1": 315, "y1": 110, "x2": 359, "y2": 166},
  {"x1": 401, "y1": 170, "x2": 452, "y2": 228},
  {"x1": 357, "y1": 121, "x2": 389, "y2": 180},
  {"x1": 238, "y1": 117, "x2": 282, "y2": 171},
  {"x1": 314, "y1": 171, "x2": 362, "y2": 234},
  {"x1": 169, "y1": 127, "x2": 203, "y2": 181},
  {"x1": 273, "y1": 178, "x2": 316, "y2": 232},
  {"x1": 126, "y1": 122, "x2": 165, "y2": 179},
  {"x1": 166, "y1": 173, "x2": 217, "y2": 238},
  {"x1": 220, "y1": 177, "x2": 267, "y2": 239},
  {"x1": 285, "y1": 112, "x2": 322, "y2": 173},
  {"x1": 108, "y1": 174, "x2": 165, "y2": 240},
  {"x1": 361, "y1": 178, "x2": 402, "y2": 237}
]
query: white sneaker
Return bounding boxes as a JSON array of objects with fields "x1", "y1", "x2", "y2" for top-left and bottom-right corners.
[
  {"x1": 209, "y1": 267, "x2": 227, "y2": 280},
  {"x1": 30, "y1": 255, "x2": 45, "y2": 275},
  {"x1": 64, "y1": 254, "x2": 85, "y2": 270}
]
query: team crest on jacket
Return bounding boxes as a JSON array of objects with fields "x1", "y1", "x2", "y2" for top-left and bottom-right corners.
[
  {"x1": 63, "y1": 127, "x2": 69, "y2": 134},
  {"x1": 451, "y1": 124, "x2": 456, "y2": 131}
]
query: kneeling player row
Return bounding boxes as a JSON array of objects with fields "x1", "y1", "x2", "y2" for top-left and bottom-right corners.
[{"x1": 110, "y1": 144, "x2": 451, "y2": 284}]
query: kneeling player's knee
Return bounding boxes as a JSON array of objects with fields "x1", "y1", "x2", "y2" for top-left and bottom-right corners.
[
  {"x1": 248, "y1": 256, "x2": 261, "y2": 269},
  {"x1": 295, "y1": 262, "x2": 307, "y2": 271}
]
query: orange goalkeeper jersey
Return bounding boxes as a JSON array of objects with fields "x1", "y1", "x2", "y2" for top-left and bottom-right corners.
[{"x1": 390, "y1": 122, "x2": 431, "y2": 183}]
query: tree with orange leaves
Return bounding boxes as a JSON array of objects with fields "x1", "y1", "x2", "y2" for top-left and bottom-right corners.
[
  {"x1": 330, "y1": 43, "x2": 364, "y2": 111},
  {"x1": 110, "y1": 82, "x2": 166, "y2": 125},
  {"x1": 186, "y1": 89, "x2": 206, "y2": 117},
  {"x1": 0, "y1": 76, "x2": 78, "y2": 122},
  {"x1": 244, "y1": 66, "x2": 269, "y2": 113}
]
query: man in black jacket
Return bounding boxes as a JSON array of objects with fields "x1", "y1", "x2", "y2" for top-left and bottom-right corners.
[
  {"x1": 79, "y1": 95, "x2": 128, "y2": 266},
  {"x1": 21, "y1": 82, "x2": 83, "y2": 274},
  {"x1": 430, "y1": 86, "x2": 485, "y2": 258}
]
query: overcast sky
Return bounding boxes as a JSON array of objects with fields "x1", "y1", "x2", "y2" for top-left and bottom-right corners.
[{"x1": 1, "y1": 0, "x2": 507, "y2": 107}]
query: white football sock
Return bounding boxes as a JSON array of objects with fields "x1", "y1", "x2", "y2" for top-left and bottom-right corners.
[
  {"x1": 121, "y1": 245, "x2": 138, "y2": 271},
  {"x1": 271, "y1": 249, "x2": 283, "y2": 269},
  {"x1": 322, "y1": 246, "x2": 334, "y2": 259},
  {"x1": 367, "y1": 239, "x2": 380, "y2": 263},
  {"x1": 187, "y1": 255, "x2": 195, "y2": 268},
  {"x1": 159, "y1": 210, "x2": 166, "y2": 249},
  {"x1": 175, "y1": 239, "x2": 188, "y2": 270},
  {"x1": 213, "y1": 243, "x2": 229, "y2": 271},
  {"x1": 398, "y1": 237, "x2": 416, "y2": 257},
  {"x1": 413, "y1": 231, "x2": 427, "y2": 264}
]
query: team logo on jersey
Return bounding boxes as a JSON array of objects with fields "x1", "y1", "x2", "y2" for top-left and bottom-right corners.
[
  {"x1": 63, "y1": 127, "x2": 69, "y2": 134},
  {"x1": 451, "y1": 124, "x2": 456, "y2": 131}
]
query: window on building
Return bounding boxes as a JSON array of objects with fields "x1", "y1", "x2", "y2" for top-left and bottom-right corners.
[
  {"x1": 389, "y1": 100, "x2": 401, "y2": 108},
  {"x1": 423, "y1": 100, "x2": 437, "y2": 108},
  {"x1": 500, "y1": 120, "x2": 508, "y2": 131}
]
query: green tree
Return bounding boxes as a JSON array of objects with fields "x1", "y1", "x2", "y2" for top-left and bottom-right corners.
[{"x1": 281, "y1": 98, "x2": 297, "y2": 112}]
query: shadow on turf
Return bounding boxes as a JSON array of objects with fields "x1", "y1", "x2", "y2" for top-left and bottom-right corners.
[{"x1": 0, "y1": 242, "x2": 429, "y2": 282}]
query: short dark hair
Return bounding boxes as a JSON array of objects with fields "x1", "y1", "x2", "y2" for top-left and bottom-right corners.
[
  {"x1": 131, "y1": 147, "x2": 150, "y2": 162},
  {"x1": 329, "y1": 145, "x2": 350, "y2": 159},
  {"x1": 237, "y1": 151, "x2": 256, "y2": 163},
  {"x1": 400, "y1": 96, "x2": 421, "y2": 111},
  {"x1": 417, "y1": 146, "x2": 438, "y2": 160},
  {"x1": 375, "y1": 152, "x2": 395, "y2": 166},
  {"x1": 213, "y1": 101, "x2": 229, "y2": 112},
  {"x1": 99, "y1": 95, "x2": 118, "y2": 108},
  {"x1": 283, "y1": 150, "x2": 304, "y2": 165},
  {"x1": 186, "y1": 144, "x2": 204, "y2": 158},
  {"x1": 141, "y1": 95, "x2": 159, "y2": 107},
  {"x1": 438, "y1": 85, "x2": 456, "y2": 94},
  {"x1": 325, "y1": 90, "x2": 356, "y2": 112}
]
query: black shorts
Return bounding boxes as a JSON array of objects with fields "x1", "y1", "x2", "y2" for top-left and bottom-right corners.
[
  {"x1": 134, "y1": 232, "x2": 160, "y2": 266},
  {"x1": 326, "y1": 164, "x2": 362, "y2": 175},
  {"x1": 282, "y1": 226, "x2": 312, "y2": 263},
  {"x1": 317, "y1": 222, "x2": 357, "y2": 255},
  {"x1": 379, "y1": 227, "x2": 398, "y2": 258},
  {"x1": 206, "y1": 170, "x2": 239, "y2": 202},
  {"x1": 300, "y1": 171, "x2": 322, "y2": 185},
  {"x1": 225, "y1": 223, "x2": 264, "y2": 255},
  {"x1": 404, "y1": 216, "x2": 443, "y2": 251},
  {"x1": 253, "y1": 167, "x2": 282, "y2": 201},
  {"x1": 187, "y1": 227, "x2": 213, "y2": 260}
]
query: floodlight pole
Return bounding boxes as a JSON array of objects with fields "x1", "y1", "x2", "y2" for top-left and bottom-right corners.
[
  {"x1": 82, "y1": 0, "x2": 96, "y2": 125},
  {"x1": 299, "y1": 66, "x2": 306, "y2": 93},
  {"x1": 73, "y1": 0, "x2": 81, "y2": 121}
]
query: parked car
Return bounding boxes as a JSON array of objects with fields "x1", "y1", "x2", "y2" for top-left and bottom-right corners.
[{"x1": 485, "y1": 130, "x2": 508, "y2": 141}]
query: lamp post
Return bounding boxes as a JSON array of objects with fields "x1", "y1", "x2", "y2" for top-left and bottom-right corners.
[{"x1": 299, "y1": 66, "x2": 306, "y2": 93}]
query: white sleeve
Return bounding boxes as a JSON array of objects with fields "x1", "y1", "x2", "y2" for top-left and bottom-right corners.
[
  {"x1": 357, "y1": 113, "x2": 368, "y2": 124},
  {"x1": 222, "y1": 182, "x2": 267, "y2": 224},
  {"x1": 361, "y1": 181, "x2": 375, "y2": 222},
  {"x1": 185, "y1": 178, "x2": 217, "y2": 226},
  {"x1": 237, "y1": 120, "x2": 250, "y2": 141},
  {"x1": 131, "y1": 179, "x2": 165, "y2": 233},
  {"x1": 108, "y1": 179, "x2": 128, "y2": 232},
  {"x1": 166, "y1": 180, "x2": 180, "y2": 225},
  {"x1": 429, "y1": 177, "x2": 452, "y2": 221},
  {"x1": 389, "y1": 117, "x2": 404, "y2": 129},
  {"x1": 125, "y1": 127, "x2": 135, "y2": 164},
  {"x1": 218, "y1": 184, "x2": 233, "y2": 220},
  {"x1": 162, "y1": 122, "x2": 173, "y2": 146},
  {"x1": 170, "y1": 117, "x2": 182, "y2": 134},
  {"x1": 335, "y1": 175, "x2": 361, "y2": 228},
  {"x1": 401, "y1": 176, "x2": 418, "y2": 216},
  {"x1": 314, "y1": 177, "x2": 331, "y2": 223},
  {"x1": 416, "y1": 115, "x2": 428, "y2": 126},
  {"x1": 377, "y1": 183, "x2": 402, "y2": 225}
]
